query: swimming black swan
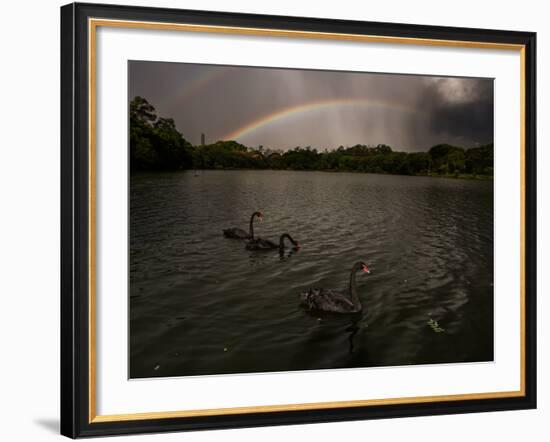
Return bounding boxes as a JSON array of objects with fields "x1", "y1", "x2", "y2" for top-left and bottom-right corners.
[
  {"x1": 245, "y1": 233, "x2": 300, "y2": 252},
  {"x1": 300, "y1": 261, "x2": 370, "y2": 314},
  {"x1": 223, "y1": 211, "x2": 263, "y2": 239}
]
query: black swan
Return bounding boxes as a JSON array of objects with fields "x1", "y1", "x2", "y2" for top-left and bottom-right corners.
[
  {"x1": 300, "y1": 261, "x2": 370, "y2": 314},
  {"x1": 245, "y1": 233, "x2": 300, "y2": 253},
  {"x1": 223, "y1": 211, "x2": 263, "y2": 239}
]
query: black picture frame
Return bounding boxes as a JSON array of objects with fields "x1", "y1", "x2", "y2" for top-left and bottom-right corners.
[{"x1": 61, "y1": 2, "x2": 537, "y2": 438}]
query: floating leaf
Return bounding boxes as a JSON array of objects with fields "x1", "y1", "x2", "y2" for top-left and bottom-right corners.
[{"x1": 427, "y1": 318, "x2": 445, "y2": 333}]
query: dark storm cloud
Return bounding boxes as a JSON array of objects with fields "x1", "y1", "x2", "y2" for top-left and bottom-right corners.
[
  {"x1": 419, "y1": 78, "x2": 494, "y2": 146},
  {"x1": 129, "y1": 61, "x2": 493, "y2": 151}
]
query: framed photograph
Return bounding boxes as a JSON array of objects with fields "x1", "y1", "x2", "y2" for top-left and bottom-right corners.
[{"x1": 60, "y1": 2, "x2": 536, "y2": 438}]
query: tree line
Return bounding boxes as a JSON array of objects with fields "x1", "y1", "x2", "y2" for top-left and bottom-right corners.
[{"x1": 130, "y1": 96, "x2": 493, "y2": 178}]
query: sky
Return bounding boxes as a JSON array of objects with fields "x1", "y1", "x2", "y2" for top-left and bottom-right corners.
[{"x1": 129, "y1": 61, "x2": 494, "y2": 152}]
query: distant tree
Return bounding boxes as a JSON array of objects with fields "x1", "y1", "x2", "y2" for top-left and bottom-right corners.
[
  {"x1": 129, "y1": 96, "x2": 193, "y2": 171},
  {"x1": 375, "y1": 144, "x2": 393, "y2": 154},
  {"x1": 130, "y1": 96, "x2": 157, "y2": 170},
  {"x1": 465, "y1": 143, "x2": 493, "y2": 175},
  {"x1": 408, "y1": 152, "x2": 432, "y2": 174},
  {"x1": 130, "y1": 96, "x2": 156, "y2": 125},
  {"x1": 447, "y1": 149, "x2": 465, "y2": 174},
  {"x1": 429, "y1": 144, "x2": 465, "y2": 175}
]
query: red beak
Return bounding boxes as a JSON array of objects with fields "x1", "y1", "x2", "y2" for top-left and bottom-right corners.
[{"x1": 363, "y1": 265, "x2": 370, "y2": 273}]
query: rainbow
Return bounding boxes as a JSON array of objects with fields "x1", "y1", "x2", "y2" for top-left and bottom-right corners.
[
  {"x1": 223, "y1": 98, "x2": 418, "y2": 141},
  {"x1": 167, "y1": 67, "x2": 231, "y2": 109}
]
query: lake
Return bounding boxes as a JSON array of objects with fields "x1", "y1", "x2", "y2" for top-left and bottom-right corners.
[{"x1": 129, "y1": 170, "x2": 494, "y2": 378}]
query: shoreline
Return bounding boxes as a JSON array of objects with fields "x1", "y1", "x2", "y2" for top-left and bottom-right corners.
[{"x1": 132, "y1": 168, "x2": 493, "y2": 181}]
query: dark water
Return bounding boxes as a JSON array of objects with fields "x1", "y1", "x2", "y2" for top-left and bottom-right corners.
[{"x1": 130, "y1": 170, "x2": 493, "y2": 378}]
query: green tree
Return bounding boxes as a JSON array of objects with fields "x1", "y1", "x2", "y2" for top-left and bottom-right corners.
[{"x1": 129, "y1": 96, "x2": 194, "y2": 171}]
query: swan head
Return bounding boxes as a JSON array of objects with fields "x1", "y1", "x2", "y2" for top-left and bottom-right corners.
[
  {"x1": 360, "y1": 262, "x2": 370, "y2": 274},
  {"x1": 281, "y1": 233, "x2": 300, "y2": 250},
  {"x1": 256, "y1": 211, "x2": 264, "y2": 221}
]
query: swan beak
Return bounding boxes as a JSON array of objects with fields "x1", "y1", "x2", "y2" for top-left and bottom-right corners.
[
  {"x1": 296, "y1": 243, "x2": 301, "y2": 250},
  {"x1": 363, "y1": 266, "x2": 370, "y2": 273}
]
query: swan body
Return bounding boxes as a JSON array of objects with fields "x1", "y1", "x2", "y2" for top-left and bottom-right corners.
[
  {"x1": 223, "y1": 211, "x2": 263, "y2": 239},
  {"x1": 300, "y1": 261, "x2": 370, "y2": 314},
  {"x1": 246, "y1": 237, "x2": 277, "y2": 250},
  {"x1": 300, "y1": 288, "x2": 359, "y2": 313},
  {"x1": 223, "y1": 227, "x2": 250, "y2": 239},
  {"x1": 246, "y1": 233, "x2": 300, "y2": 252}
]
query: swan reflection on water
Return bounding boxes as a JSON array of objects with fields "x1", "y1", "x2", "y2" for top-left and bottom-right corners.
[
  {"x1": 279, "y1": 248, "x2": 300, "y2": 261},
  {"x1": 245, "y1": 245, "x2": 300, "y2": 265},
  {"x1": 346, "y1": 322, "x2": 362, "y2": 354},
  {"x1": 301, "y1": 309, "x2": 365, "y2": 355}
]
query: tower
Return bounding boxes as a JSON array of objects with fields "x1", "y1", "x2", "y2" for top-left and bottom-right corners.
[{"x1": 201, "y1": 133, "x2": 205, "y2": 146}]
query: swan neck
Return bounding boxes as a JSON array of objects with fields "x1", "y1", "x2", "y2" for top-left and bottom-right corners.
[
  {"x1": 249, "y1": 214, "x2": 255, "y2": 239},
  {"x1": 279, "y1": 234, "x2": 289, "y2": 251},
  {"x1": 349, "y1": 265, "x2": 362, "y2": 310}
]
